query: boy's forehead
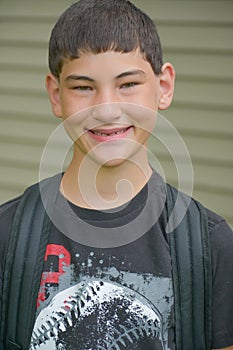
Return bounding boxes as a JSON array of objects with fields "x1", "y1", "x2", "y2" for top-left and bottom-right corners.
[{"x1": 61, "y1": 49, "x2": 150, "y2": 72}]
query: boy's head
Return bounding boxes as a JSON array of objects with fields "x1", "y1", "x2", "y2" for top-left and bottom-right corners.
[{"x1": 48, "y1": 0, "x2": 163, "y2": 78}]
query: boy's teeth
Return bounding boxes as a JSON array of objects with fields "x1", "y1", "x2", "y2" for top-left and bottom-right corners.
[{"x1": 93, "y1": 129, "x2": 126, "y2": 136}]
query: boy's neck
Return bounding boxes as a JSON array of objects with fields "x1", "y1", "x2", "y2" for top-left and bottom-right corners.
[{"x1": 60, "y1": 152, "x2": 152, "y2": 210}]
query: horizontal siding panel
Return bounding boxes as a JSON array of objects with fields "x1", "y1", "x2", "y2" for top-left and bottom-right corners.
[
  {"x1": 132, "y1": 1, "x2": 233, "y2": 23},
  {"x1": 158, "y1": 158, "x2": 233, "y2": 194},
  {"x1": 0, "y1": 142, "x2": 72, "y2": 169},
  {"x1": 163, "y1": 52, "x2": 233, "y2": 81},
  {"x1": 0, "y1": 156, "x2": 72, "y2": 204},
  {"x1": 149, "y1": 131, "x2": 233, "y2": 164},
  {"x1": 173, "y1": 80, "x2": 233, "y2": 109},
  {"x1": 0, "y1": 68, "x2": 47, "y2": 93},
  {"x1": 3, "y1": 0, "x2": 232, "y2": 23},
  {"x1": 162, "y1": 108, "x2": 233, "y2": 136},
  {"x1": 0, "y1": 93, "x2": 51, "y2": 117},
  {"x1": 0, "y1": 118, "x2": 57, "y2": 143},
  {"x1": 0, "y1": 165, "x2": 40, "y2": 186},
  {"x1": 182, "y1": 134, "x2": 232, "y2": 164},
  {"x1": 159, "y1": 25, "x2": 233, "y2": 52},
  {"x1": 0, "y1": 20, "x2": 53, "y2": 44},
  {"x1": 0, "y1": 0, "x2": 72, "y2": 17},
  {"x1": 0, "y1": 45, "x2": 48, "y2": 68},
  {"x1": 0, "y1": 142, "x2": 47, "y2": 166},
  {"x1": 0, "y1": 165, "x2": 40, "y2": 197},
  {"x1": 0, "y1": 112, "x2": 55, "y2": 126}
]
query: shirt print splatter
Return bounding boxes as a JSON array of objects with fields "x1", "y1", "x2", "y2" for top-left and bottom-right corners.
[{"x1": 30, "y1": 245, "x2": 173, "y2": 350}]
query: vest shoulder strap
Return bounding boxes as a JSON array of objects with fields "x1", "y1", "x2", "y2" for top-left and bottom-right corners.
[
  {"x1": 1, "y1": 174, "x2": 61, "y2": 350},
  {"x1": 166, "y1": 183, "x2": 212, "y2": 349}
]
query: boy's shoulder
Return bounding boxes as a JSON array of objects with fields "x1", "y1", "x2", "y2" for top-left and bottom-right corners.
[
  {"x1": 0, "y1": 195, "x2": 21, "y2": 220},
  {"x1": 0, "y1": 174, "x2": 61, "y2": 223},
  {"x1": 165, "y1": 180, "x2": 231, "y2": 237},
  {"x1": 205, "y1": 205, "x2": 228, "y2": 232},
  {"x1": 204, "y1": 205, "x2": 233, "y2": 251},
  {"x1": 0, "y1": 195, "x2": 22, "y2": 237}
]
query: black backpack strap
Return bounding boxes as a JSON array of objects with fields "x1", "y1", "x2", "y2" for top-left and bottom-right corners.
[
  {"x1": 1, "y1": 174, "x2": 62, "y2": 350},
  {"x1": 166, "y1": 184, "x2": 212, "y2": 349}
]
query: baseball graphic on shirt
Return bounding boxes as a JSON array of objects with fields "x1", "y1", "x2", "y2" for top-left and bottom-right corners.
[{"x1": 30, "y1": 280, "x2": 164, "y2": 349}]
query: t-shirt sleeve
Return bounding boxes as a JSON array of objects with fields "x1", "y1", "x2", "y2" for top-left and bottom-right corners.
[{"x1": 209, "y1": 217, "x2": 233, "y2": 348}]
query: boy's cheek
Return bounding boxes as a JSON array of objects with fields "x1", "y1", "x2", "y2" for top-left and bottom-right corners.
[
  {"x1": 61, "y1": 103, "x2": 158, "y2": 142},
  {"x1": 61, "y1": 108, "x2": 91, "y2": 141},
  {"x1": 121, "y1": 103, "x2": 158, "y2": 131}
]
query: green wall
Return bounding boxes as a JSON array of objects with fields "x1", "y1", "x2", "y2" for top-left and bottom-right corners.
[{"x1": 0, "y1": 0, "x2": 233, "y2": 226}]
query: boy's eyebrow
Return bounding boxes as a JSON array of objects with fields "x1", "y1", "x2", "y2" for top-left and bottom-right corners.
[
  {"x1": 65, "y1": 74, "x2": 95, "y2": 82},
  {"x1": 116, "y1": 69, "x2": 146, "y2": 79},
  {"x1": 65, "y1": 70, "x2": 146, "y2": 82}
]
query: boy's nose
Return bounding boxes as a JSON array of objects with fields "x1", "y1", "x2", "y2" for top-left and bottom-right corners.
[
  {"x1": 91, "y1": 89, "x2": 123, "y2": 122},
  {"x1": 91, "y1": 102, "x2": 122, "y2": 124},
  {"x1": 95, "y1": 88, "x2": 120, "y2": 105}
]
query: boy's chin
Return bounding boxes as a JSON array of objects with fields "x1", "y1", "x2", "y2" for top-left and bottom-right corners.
[
  {"x1": 88, "y1": 155, "x2": 131, "y2": 168},
  {"x1": 101, "y1": 157, "x2": 130, "y2": 168}
]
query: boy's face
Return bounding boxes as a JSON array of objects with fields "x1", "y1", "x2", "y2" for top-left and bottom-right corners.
[{"x1": 46, "y1": 50, "x2": 174, "y2": 166}]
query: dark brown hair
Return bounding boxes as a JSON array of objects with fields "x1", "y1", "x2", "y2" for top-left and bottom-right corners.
[{"x1": 48, "y1": 0, "x2": 163, "y2": 78}]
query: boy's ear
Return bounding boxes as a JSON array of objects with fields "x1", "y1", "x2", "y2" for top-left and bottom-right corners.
[
  {"x1": 158, "y1": 63, "x2": 175, "y2": 110},
  {"x1": 45, "y1": 73, "x2": 62, "y2": 118}
]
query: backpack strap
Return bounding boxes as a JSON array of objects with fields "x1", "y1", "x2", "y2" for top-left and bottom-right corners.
[
  {"x1": 166, "y1": 183, "x2": 212, "y2": 349},
  {"x1": 1, "y1": 174, "x2": 62, "y2": 350}
]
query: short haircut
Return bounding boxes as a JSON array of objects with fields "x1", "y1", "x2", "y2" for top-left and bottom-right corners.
[{"x1": 48, "y1": 0, "x2": 163, "y2": 78}]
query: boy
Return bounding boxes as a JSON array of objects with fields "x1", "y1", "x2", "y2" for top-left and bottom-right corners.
[{"x1": 0, "y1": 0, "x2": 233, "y2": 349}]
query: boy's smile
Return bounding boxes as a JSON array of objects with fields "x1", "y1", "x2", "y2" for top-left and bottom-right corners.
[
  {"x1": 46, "y1": 50, "x2": 174, "y2": 167},
  {"x1": 87, "y1": 125, "x2": 133, "y2": 142}
]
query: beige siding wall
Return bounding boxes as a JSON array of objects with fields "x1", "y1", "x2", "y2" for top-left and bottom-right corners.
[{"x1": 0, "y1": 0, "x2": 232, "y2": 227}]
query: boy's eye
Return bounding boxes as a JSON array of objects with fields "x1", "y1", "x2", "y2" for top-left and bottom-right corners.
[
  {"x1": 120, "y1": 82, "x2": 139, "y2": 89},
  {"x1": 73, "y1": 86, "x2": 93, "y2": 92}
]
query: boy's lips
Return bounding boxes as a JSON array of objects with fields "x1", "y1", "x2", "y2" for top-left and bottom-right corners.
[{"x1": 86, "y1": 126, "x2": 133, "y2": 141}]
